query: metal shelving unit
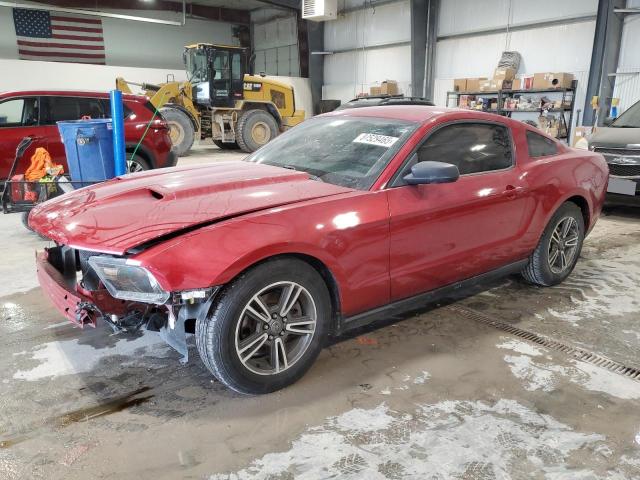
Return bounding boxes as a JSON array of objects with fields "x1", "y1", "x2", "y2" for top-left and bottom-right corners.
[{"x1": 446, "y1": 82, "x2": 577, "y2": 141}]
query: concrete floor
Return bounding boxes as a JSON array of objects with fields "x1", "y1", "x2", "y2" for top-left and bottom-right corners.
[{"x1": 1, "y1": 143, "x2": 639, "y2": 479}]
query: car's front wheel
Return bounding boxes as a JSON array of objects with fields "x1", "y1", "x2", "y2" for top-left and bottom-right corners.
[
  {"x1": 196, "y1": 258, "x2": 331, "y2": 394},
  {"x1": 521, "y1": 202, "x2": 585, "y2": 286}
]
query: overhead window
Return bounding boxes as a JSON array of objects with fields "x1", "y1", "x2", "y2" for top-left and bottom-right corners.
[
  {"x1": 415, "y1": 122, "x2": 513, "y2": 175},
  {"x1": 526, "y1": 130, "x2": 558, "y2": 158}
]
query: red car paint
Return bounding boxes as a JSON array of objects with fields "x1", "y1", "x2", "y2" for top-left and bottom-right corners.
[
  {"x1": 0, "y1": 90, "x2": 176, "y2": 180},
  {"x1": 30, "y1": 106, "x2": 608, "y2": 320}
]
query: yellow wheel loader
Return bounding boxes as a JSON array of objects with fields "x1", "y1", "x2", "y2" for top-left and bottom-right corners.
[{"x1": 116, "y1": 44, "x2": 305, "y2": 156}]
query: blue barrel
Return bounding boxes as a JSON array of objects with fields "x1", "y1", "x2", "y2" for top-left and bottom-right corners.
[{"x1": 57, "y1": 119, "x2": 116, "y2": 183}]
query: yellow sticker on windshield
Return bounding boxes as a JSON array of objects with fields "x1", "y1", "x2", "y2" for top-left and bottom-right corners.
[{"x1": 353, "y1": 133, "x2": 399, "y2": 148}]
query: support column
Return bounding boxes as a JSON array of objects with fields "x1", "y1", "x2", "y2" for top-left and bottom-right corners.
[
  {"x1": 583, "y1": 0, "x2": 625, "y2": 126},
  {"x1": 411, "y1": 0, "x2": 439, "y2": 100},
  {"x1": 307, "y1": 21, "x2": 325, "y2": 114}
]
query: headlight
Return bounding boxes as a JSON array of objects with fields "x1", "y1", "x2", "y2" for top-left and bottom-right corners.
[{"x1": 88, "y1": 256, "x2": 169, "y2": 304}]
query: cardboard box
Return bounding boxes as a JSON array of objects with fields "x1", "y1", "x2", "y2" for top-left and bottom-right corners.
[
  {"x1": 466, "y1": 77, "x2": 488, "y2": 92},
  {"x1": 512, "y1": 78, "x2": 522, "y2": 90},
  {"x1": 454, "y1": 78, "x2": 467, "y2": 92},
  {"x1": 370, "y1": 86, "x2": 382, "y2": 96},
  {"x1": 479, "y1": 80, "x2": 499, "y2": 92},
  {"x1": 500, "y1": 79, "x2": 513, "y2": 90},
  {"x1": 479, "y1": 79, "x2": 512, "y2": 91},
  {"x1": 551, "y1": 73, "x2": 574, "y2": 89},
  {"x1": 533, "y1": 72, "x2": 574, "y2": 90},
  {"x1": 493, "y1": 67, "x2": 516, "y2": 81},
  {"x1": 572, "y1": 126, "x2": 593, "y2": 148},
  {"x1": 380, "y1": 80, "x2": 399, "y2": 95}
]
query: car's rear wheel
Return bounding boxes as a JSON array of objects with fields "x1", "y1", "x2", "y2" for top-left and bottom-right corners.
[
  {"x1": 127, "y1": 154, "x2": 150, "y2": 173},
  {"x1": 521, "y1": 202, "x2": 585, "y2": 286},
  {"x1": 196, "y1": 258, "x2": 331, "y2": 394}
]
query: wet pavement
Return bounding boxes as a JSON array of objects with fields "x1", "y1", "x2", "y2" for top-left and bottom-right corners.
[{"x1": 1, "y1": 154, "x2": 639, "y2": 479}]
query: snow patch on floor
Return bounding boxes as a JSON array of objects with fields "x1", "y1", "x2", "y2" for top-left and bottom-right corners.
[
  {"x1": 209, "y1": 399, "x2": 621, "y2": 480},
  {"x1": 12, "y1": 331, "x2": 169, "y2": 381},
  {"x1": 499, "y1": 340, "x2": 640, "y2": 400},
  {"x1": 412, "y1": 371, "x2": 431, "y2": 384},
  {"x1": 332, "y1": 404, "x2": 395, "y2": 433},
  {"x1": 544, "y1": 259, "x2": 640, "y2": 324},
  {"x1": 497, "y1": 338, "x2": 544, "y2": 356}
]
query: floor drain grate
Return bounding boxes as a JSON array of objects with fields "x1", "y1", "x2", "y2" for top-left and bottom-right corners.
[{"x1": 447, "y1": 305, "x2": 640, "y2": 382}]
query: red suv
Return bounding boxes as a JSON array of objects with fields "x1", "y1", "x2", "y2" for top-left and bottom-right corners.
[{"x1": 0, "y1": 90, "x2": 176, "y2": 181}]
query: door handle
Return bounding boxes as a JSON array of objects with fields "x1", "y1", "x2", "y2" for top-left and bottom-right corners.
[{"x1": 502, "y1": 185, "x2": 524, "y2": 199}]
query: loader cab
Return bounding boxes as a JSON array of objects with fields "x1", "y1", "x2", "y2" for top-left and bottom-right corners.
[{"x1": 184, "y1": 44, "x2": 248, "y2": 108}]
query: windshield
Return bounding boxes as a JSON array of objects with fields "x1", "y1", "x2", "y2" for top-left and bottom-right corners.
[
  {"x1": 245, "y1": 116, "x2": 417, "y2": 190},
  {"x1": 611, "y1": 100, "x2": 640, "y2": 128},
  {"x1": 185, "y1": 48, "x2": 208, "y2": 83}
]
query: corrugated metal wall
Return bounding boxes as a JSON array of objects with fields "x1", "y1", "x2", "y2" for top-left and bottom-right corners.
[
  {"x1": 438, "y1": 0, "x2": 597, "y2": 35},
  {"x1": 252, "y1": 10, "x2": 300, "y2": 77},
  {"x1": 612, "y1": 0, "x2": 640, "y2": 112},
  {"x1": 323, "y1": 0, "x2": 411, "y2": 103},
  {"x1": 434, "y1": 0, "x2": 598, "y2": 137}
]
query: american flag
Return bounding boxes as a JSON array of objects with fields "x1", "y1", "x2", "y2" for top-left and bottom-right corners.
[{"x1": 13, "y1": 8, "x2": 105, "y2": 64}]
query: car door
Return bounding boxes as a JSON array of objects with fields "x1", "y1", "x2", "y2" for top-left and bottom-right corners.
[
  {"x1": 39, "y1": 96, "x2": 86, "y2": 168},
  {"x1": 386, "y1": 120, "x2": 534, "y2": 301},
  {"x1": 0, "y1": 96, "x2": 44, "y2": 180}
]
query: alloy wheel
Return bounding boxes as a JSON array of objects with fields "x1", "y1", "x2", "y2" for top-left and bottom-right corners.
[
  {"x1": 234, "y1": 281, "x2": 317, "y2": 376},
  {"x1": 548, "y1": 216, "x2": 579, "y2": 274},
  {"x1": 127, "y1": 159, "x2": 145, "y2": 173}
]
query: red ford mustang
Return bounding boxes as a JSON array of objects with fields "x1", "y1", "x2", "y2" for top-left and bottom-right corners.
[{"x1": 29, "y1": 106, "x2": 608, "y2": 394}]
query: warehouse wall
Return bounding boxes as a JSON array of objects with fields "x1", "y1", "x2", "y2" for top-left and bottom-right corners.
[
  {"x1": 0, "y1": 6, "x2": 236, "y2": 90},
  {"x1": 251, "y1": 8, "x2": 300, "y2": 77},
  {"x1": 612, "y1": 0, "x2": 640, "y2": 113},
  {"x1": 433, "y1": 0, "x2": 598, "y2": 132},
  {"x1": 322, "y1": 0, "x2": 411, "y2": 104},
  {"x1": 0, "y1": 58, "x2": 186, "y2": 92}
]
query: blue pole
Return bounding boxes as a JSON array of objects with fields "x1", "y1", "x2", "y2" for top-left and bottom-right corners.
[{"x1": 110, "y1": 89, "x2": 127, "y2": 176}]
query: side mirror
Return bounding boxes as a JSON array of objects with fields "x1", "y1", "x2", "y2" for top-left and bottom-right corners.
[{"x1": 403, "y1": 159, "x2": 460, "y2": 185}]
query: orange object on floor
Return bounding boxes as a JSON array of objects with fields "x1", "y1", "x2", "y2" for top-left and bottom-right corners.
[{"x1": 24, "y1": 148, "x2": 64, "y2": 181}]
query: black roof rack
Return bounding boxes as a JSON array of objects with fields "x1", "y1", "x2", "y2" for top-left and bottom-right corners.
[{"x1": 337, "y1": 95, "x2": 435, "y2": 110}]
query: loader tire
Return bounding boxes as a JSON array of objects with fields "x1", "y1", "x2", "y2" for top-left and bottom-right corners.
[
  {"x1": 160, "y1": 107, "x2": 195, "y2": 157},
  {"x1": 236, "y1": 109, "x2": 278, "y2": 153}
]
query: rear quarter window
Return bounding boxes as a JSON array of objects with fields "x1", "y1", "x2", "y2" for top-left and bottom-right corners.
[{"x1": 526, "y1": 131, "x2": 558, "y2": 158}]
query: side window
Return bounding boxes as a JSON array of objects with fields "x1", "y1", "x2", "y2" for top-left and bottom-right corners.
[
  {"x1": 231, "y1": 52, "x2": 242, "y2": 80},
  {"x1": 0, "y1": 98, "x2": 38, "y2": 127},
  {"x1": 415, "y1": 123, "x2": 513, "y2": 175},
  {"x1": 76, "y1": 97, "x2": 106, "y2": 119},
  {"x1": 41, "y1": 96, "x2": 80, "y2": 124},
  {"x1": 213, "y1": 51, "x2": 230, "y2": 80},
  {"x1": 526, "y1": 130, "x2": 558, "y2": 158},
  {"x1": 100, "y1": 99, "x2": 134, "y2": 119}
]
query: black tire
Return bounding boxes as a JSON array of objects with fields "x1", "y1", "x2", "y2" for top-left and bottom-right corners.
[
  {"x1": 213, "y1": 140, "x2": 240, "y2": 150},
  {"x1": 196, "y1": 258, "x2": 331, "y2": 394},
  {"x1": 22, "y1": 211, "x2": 48, "y2": 239},
  {"x1": 159, "y1": 107, "x2": 195, "y2": 157},
  {"x1": 235, "y1": 109, "x2": 278, "y2": 153},
  {"x1": 521, "y1": 202, "x2": 585, "y2": 286},
  {"x1": 21, "y1": 211, "x2": 33, "y2": 231},
  {"x1": 126, "y1": 153, "x2": 151, "y2": 173}
]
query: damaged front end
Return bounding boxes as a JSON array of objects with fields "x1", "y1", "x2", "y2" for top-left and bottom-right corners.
[{"x1": 37, "y1": 245, "x2": 219, "y2": 362}]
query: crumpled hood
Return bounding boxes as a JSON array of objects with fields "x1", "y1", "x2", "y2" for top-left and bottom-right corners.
[{"x1": 29, "y1": 161, "x2": 352, "y2": 254}]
